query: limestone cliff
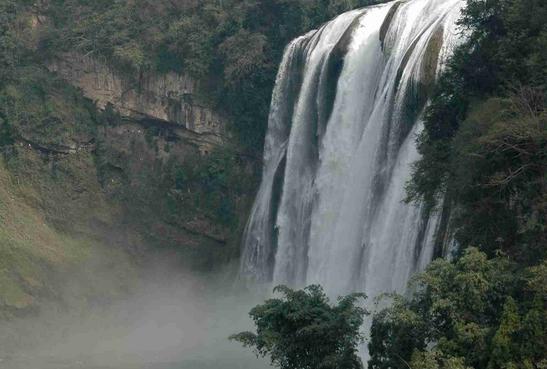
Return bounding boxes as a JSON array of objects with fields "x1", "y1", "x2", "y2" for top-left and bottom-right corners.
[
  {"x1": 48, "y1": 52, "x2": 226, "y2": 153},
  {"x1": 0, "y1": 49, "x2": 255, "y2": 317},
  {"x1": 0, "y1": 0, "x2": 264, "y2": 317}
]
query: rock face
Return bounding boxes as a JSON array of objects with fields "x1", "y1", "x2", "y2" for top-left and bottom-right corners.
[
  {"x1": 48, "y1": 53, "x2": 226, "y2": 152},
  {"x1": 42, "y1": 52, "x2": 247, "y2": 255}
]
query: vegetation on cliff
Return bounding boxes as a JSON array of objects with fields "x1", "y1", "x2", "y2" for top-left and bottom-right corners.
[
  {"x1": 0, "y1": 0, "x2": 383, "y2": 315},
  {"x1": 40, "y1": 0, "x2": 388, "y2": 152},
  {"x1": 407, "y1": 0, "x2": 546, "y2": 261},
  {"x1": 371, "y1": 0, "x2": 546, "y2": 368}
]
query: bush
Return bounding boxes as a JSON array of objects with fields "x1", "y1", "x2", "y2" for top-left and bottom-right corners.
[
  {"x1": 369, "y1": 248, "x2": 546, "y2": 369},
  {"x1": 407, "y1": 0, "x2": 547, "y2": 262},
  {"x1": 231, "y1": 285, "x2": 367, "y2": 369}
]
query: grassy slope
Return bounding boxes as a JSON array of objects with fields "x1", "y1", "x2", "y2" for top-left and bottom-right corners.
[
  {"x1": 0, "y1": 153, "x2": 136, "y2": 318},
  {"x1": 0, "y1": 60, "x2": 254, "y2": 316}
]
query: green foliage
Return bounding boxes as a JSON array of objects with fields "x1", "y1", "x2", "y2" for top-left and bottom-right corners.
[
  {"x1": 448, "y1": 94, "x2": 546, "y2": 262},
  {"x1": 410, "y1": 0, "x2": 547, "y2": 195},
  {"x1": 0, "y1": 65, "x2": 99, "y2": 150},
  {"x1": 409, "y1": 350, "x2": 472, "y2": 369},
  {"x1": 369, "y1": 248, "x2": 546, "y2": 369},
  {"x1": 408, "y1": 0, "x2": 547, "y2": 262},
  {"x1": 0, "y1": 0, "x2": 265, "y2": 272},
  {"x1": 165, "y1": 146, "x2": 256, "y2": 227},
  {"x1": 0, "y1": 0, "x2": 18, "y2": 85},
  {"x1": 0, "y1": 155, "x2": 137, "y2": 318},
  {"x1": 0, "y1": 112, "x2": 14, "y2": 147},
  {"x1": 45, "y1": 0, "x2": 154, "y2": 70},
  {"x1": 231, "y1": 285, "x2": 367, "y2": 369},
  {"x1": 166, "y1": 14, "x2": 215, "y2": 77},
  {"x1": 402, "y1": 6, "x2": 547, "y2": 365},
  {"x1": 39, "y1": 0, "x2": 390, "y2": 152},
  {"x1": 0, "y1": 0, "x2": 102, "y2": 152}
]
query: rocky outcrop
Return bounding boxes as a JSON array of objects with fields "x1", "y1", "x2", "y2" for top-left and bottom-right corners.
[
  {"x1": 48, "y1": 53, "x2": 226, "y2": 152},
  {"x1": 39, "y1": 52, "x2": 245, "y2": 259}
]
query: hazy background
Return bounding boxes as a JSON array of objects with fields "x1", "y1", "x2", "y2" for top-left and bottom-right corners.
[{"x1": 0, "y1": 257, "x2": 272, "y2": 369}]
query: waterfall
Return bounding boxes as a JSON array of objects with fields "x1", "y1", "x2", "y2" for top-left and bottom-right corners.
[{"x1": 241, "y1": 0, "x2": 464, "y2": 300}]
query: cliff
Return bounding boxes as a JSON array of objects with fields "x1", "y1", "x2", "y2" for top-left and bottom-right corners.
[
  {"x1": 48, "y1": 52, "x2": 226, "y2": 153},
  {"x1": 0, "y1": 51, "x2": 254, "y2": 318}
]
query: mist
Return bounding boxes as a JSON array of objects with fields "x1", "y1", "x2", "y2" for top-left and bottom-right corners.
[{"x1": 0, "y1": 257, "x2": 272, "y2": 369}]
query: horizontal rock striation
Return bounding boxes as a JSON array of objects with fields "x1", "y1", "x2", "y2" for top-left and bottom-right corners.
[{"x1": 48, "y1": 53, "x2": 227, "y2": 152}]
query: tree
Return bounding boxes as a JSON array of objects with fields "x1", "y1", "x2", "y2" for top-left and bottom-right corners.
[
  {"x1": 448, "y1": 92, "x2": 546, "y2": 262},
  {"x1": 0, "y1": 0, "x2": 20, "y2": 85},
  {"x1": 166, "y1": 14, "x2": 215, "y2": 77},
  {"x1": 407, "y1": 0, "x2": 547, "y2": 264},
  {"x1": 231, "y1": 285, "x2": 367, "y2": 369},
  {"x1": 369, "y1": 248, "x2": 546, "y2": 369},
  {"x1": 0, "y1": 114, "x2": 14, "y2": 147}
]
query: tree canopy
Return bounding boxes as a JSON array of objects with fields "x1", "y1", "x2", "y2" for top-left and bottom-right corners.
[
  {"x1": 369, "y1": 248, "x2": 546, "y2": 369},
  {"x1": 39, "y1": 0, "x2": 389, "y2": 153},
  {"x1": 231, "y1": 285, "x2": 367, "y2": 369},
  {"x1": 407, "y1": 0, "x2": 546, "y2": 262},
  {"x1": 375, "y1": 0, "x2": 547, "y2": 367}
]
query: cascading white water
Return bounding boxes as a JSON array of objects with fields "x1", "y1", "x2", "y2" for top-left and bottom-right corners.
[{"x1": 241, "y1": 0, "x2": 464, "y2": 303}]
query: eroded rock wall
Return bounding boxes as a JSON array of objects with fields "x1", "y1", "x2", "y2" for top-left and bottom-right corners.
[{"x1": 48, "y1": 53, "x2": 226, "y2": 152}]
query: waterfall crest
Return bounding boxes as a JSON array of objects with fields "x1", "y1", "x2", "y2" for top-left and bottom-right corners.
[{"x1": 241, "y1": 0, "x2": 464, "y2": 299}]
